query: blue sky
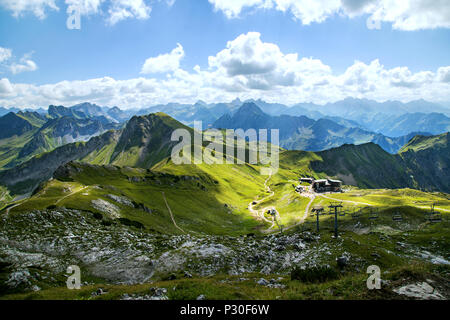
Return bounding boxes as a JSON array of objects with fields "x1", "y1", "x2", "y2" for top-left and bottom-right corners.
[{"x1": 0, "y1": 0, "x2": 449, "y2": 108}]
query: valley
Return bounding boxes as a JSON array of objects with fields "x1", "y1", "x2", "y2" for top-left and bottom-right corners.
[
  {"x1": 0, "y1": 104, "x2": 448, "y2": 301},
  {"x1": 0, "y1": 140, "x2": 449, "y2": 300},
  {"x1": 2, "y1": 1, "x2": 450, "y2": 308}
]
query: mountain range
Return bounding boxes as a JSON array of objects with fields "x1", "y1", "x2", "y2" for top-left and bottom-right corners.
[
  {"x1": 0, "y1": 98, "x2": 449, "y2": 193},
  {"x1": 0, "y1": 105, "x2": 122, "y2": 170},
  {"x1": 213, "y1": 102, "x2": 429, "y2": 153},
  {"x1": 0, "y1": 111, "x2": 448, "y2": 195}
]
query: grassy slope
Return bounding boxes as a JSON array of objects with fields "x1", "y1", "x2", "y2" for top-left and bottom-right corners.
[
  {"x1": 0, "y1": 130, "x2": 37, "y2": 169},
  {"x1": 9, "y1": 161, "x2": 264, "y2": 236},
  {"x1": 400, "y1": 132, "x2": 448, "y2": 153},
  {"x1": 7, "y1": 146, "x2": 449, "y2": 236},
  {"x1": 1, "y1": 146, "x2": 449, "y2": 300},
  {"x1": 15, "y1": 112, "x2": 46, "y2": 128}
]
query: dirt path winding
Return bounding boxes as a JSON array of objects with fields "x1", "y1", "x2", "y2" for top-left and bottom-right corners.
[
  {"x1": 4, "y1": 203, "x2": 21, "y2": 217},
  {"x1": 162, "y1": 191, "x2": 186, "y2": 234},
  {"x1": 248, "y1": 170, "x2": 282, "y2": 232},
  {"x1": 55, "y1": 186, "x2": 88, "y2": 205}
]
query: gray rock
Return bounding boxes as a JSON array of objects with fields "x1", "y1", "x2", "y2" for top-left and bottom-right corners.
[
  {"x1": 91, "y1": 199, "x2": 120, "y2": 218},
  {"x1": 106, "y1": 194, "x2": 134, "y2": 207},
  {"x1": 257, "y1": 278, "x2": 269, "y2": 286},
  {"x1": 393, "y1": 282, "x2": 445, "y2": 300}
]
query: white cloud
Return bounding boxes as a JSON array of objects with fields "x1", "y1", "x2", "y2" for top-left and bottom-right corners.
[
  {"x1": 208, "y1": 0, "x2": 272, "y2": 18},
  {"x1": 437, "y1": 66, "x2": 450, "y2": 83},
  {"x1": 65, "y1": 0, "x2": 104, "y2": 16},
  {"x1": 0, "y1": 48, "x2": 38, "y2": 75},
  {"x1": 0, "y1": 0, "x2": 59, "y2": 19},
  {"x1": 207, "y1": 32, "x2": 330, "y2": 90},
  {"x1": 0, "y1": 47, "x2": 12, "y2": 63},
  {"x1": 10, "y1": 59, "x2": 38, "y2": 74},
  {"x1": 273, "y1": 0, "x2": 341, "y2": 25},
  {"x1": 0, "y1": 78, "x2": 13, "y2": 94},
  {"x1": 1, "y1": 32, "x2": 449, "y2": 109},
  {"x1": 364, "y1": 0, "x2": 450, "y2": 31},
  {"x1": 208, "y1": 0, "x2": 450, "y2": 30},
  {"x1": 141, "y1": 43, "x2": 185, "y2": 74},
  {"x1": 107, "y1": 0, "x2": 152, "y2": 25},
  {"x1": 65, "y1": 0, "x2": 152, "y2": 25},
  {"x1": 1, "y1": 0, "x2": 155, "y2": 25},
  {"x1": 3, "y1": 0, "x2": 448, "y2": 30}
]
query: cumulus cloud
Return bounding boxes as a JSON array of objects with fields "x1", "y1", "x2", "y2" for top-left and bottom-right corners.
[
  {"x1": 1, "y1": 32, "x2": 449, "y2": 108},
  {"x1": 208, "y1": 0, "x2": 273, "y2": 18},
  {"x1": 0, "y1": 47, "x2": 12, "y2": 63},
  {"x1": 0, "y1": 48, "x2": 38, "y2": 75},
  {"x1": 10, "y1": 59, "x2": 38, "y2": 75},
  {"x1": 141, "y1": 43, "x2": 184, "y2": 74},
  {"x1": 0, "y1": 0, "x2": 155, "y2": 25},
  {"x1": 341, "y1": 0, "x2": 377, "y2": 14},
  {"x1": 107, "y1": 0, "x2": 152, "y2": 25},
  {"x1": 437, "y1": 66, "x2": 450, "y2": 83},
  {"x1": 0, "y1": 78, "x2": 13, "y2": 94},
  {"x1": 272, "y1": 0, "x2": 341, "y2": 25},
  {"x1": 3, "y1": 0, "x2": 448, "y2": 30},
  {"x1": 65, "y1": 0, "x2": 103, "y2": 16},
  {"x1": 0, "y1": 0, "x2": 59, "y2": 19},
  {"x1": 364, "y1": 0, "x2": 450, "y2": 31},
  {"x1": 207, "y1": 32, "x2": 330, "y2": 90},
  {"x1": 208, "y1": 0, "x2": 450, "y2": 30}
]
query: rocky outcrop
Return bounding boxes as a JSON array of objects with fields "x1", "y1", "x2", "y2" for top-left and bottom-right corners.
[
  {"x1": 394, "y1": 281, "x2": 445, "y2": 300},
  {"x1": 91, "y1": 199, "x2": 121, "y2": 219}
]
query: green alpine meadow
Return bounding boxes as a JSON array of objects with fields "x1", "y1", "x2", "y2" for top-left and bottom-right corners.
[
  {"x1": 0, "y1": 0, "x2": 449, "y2": 307},
  {"x1": 0, "y1": 109, "x2": 448, "y2": 301}
]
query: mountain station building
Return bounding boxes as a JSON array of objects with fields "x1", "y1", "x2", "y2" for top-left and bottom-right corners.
[{"x1": 312, "y1": 179, "x2": 342, "y2": 193}]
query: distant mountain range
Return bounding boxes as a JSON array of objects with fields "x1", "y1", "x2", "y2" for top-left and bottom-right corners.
[
  {"x1": 2, "y1": 98, "x2": 449, "y2": 134},
  {"x1": 0, "y1": 98, "x2": 448, "y2": 173},
  {"x1": 116, "y1": 98, "x2": 450, "y2": 136},
  {"x1": 213, "y1": 102, "x2": 430, "y2": 153},
  {"x1": 0, "y1": 105, "x2": 122, "y2": 169},
  {"x1": 251, "y1": 98, "x2": 450, "y2": 137},
  {"x1": 0, "y1": 112, "x2": 447, "y2": 195}
]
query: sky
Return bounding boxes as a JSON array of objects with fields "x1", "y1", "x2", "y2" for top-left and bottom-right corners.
[{"x1": 0, "y1": 0, "x2": 450, "y2": 109}]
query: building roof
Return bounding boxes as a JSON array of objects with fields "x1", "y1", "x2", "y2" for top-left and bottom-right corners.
[{"x1": 328, "y1": 179, "x2": 342, "y2": 184}]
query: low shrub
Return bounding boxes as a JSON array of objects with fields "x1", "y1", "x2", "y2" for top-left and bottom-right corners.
[{"x1": 291, "y1": 265, "x2": 339, "y2": 283}]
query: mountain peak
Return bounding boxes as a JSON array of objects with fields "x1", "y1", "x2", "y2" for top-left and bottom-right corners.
[
  {"x1": 195, "y1": 100, "x2": 207, "y2": 106},
  {"x1": 231, "y1": 98, "x2": 242, "y2": 105},
  {"x1": 0, "y1": 112, "x2": 34, "y2": 139},
  {"x1": 111, "y1": 112, "x2": 190, "y2": 168},
  {"x1": 236, "y1": 102, "x2": 265, "y2": 116}
]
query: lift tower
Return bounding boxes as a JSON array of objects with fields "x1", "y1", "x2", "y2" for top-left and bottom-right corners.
[{"x1": 328, "y1": 202, "x2": 343, "y2": 238}]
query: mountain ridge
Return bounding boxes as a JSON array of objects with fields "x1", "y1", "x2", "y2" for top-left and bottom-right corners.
[
  {"x1": 213, "y1": 102, "x2": 426, "y2": 153},
  {"x1": 0, "y1": 112, "x2": 448, "y2": 195}
]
